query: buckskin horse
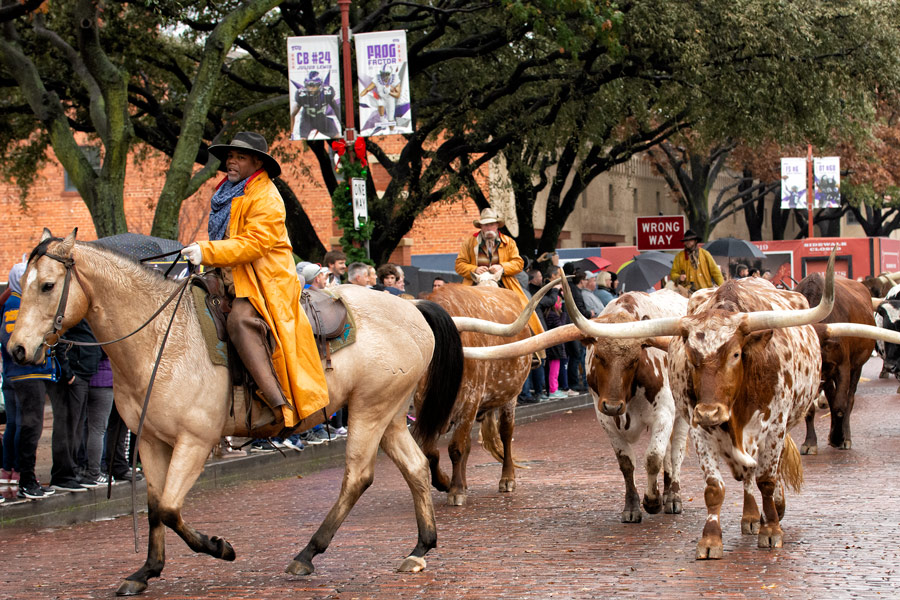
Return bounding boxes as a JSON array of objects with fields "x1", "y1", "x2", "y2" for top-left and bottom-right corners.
[{"x1": 7, "y1": 230, "x2": 463, "y2": 596}]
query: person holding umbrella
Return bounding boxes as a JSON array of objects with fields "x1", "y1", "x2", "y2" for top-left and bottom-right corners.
[{"x1": 670, "y1": 229, "x2": 723, "y2": 294}]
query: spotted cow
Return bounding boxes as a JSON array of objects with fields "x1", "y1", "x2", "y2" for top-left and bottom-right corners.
[
  {"x1": 416, "y1": 279, "x2": 534, "y2": 505},
  {"x1": 581, "y1": 290, "x2": 690, "y2": 523},
  {"x1": 796, "y1": 274, "x2": 875, "y2": 453},
  {"x1": 668, "y1": 277, "x2": 823, "y2": 558}
]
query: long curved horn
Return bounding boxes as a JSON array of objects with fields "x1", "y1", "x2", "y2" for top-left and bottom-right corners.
[
  {"x1": 558, "y1": 266, "x2": 681, "y2": 339},
  {"x1": 886, "y1": 272, "x2": 900, "y2": 285},
  {"x1": 451, "y1": 276, "x2": 556, "y2": 336},
  {"x1": 462, "y1": 323, "x2": 585, "y2": 360},
  {"x1": 873, "y1": 297, "x2": 885, "y2": 310},
  {"x1": 825, "y1": 322, "x2": 900, "y2": 345},
  {"x1": 744, "y1": 247, "x2": 836, "y2": 332}
]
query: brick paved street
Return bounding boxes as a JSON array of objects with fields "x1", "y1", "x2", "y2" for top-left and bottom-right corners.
[{"x1": 3, "y1": 357, "x2": 900, "y2": 599}]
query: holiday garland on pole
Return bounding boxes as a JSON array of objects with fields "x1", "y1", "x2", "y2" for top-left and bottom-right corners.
[{"x1": 330, "y1": 137, "x2": 374, "y2": 263}]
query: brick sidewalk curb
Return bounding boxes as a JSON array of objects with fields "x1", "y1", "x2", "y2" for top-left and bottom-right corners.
[{"x1": 0, "y1": 393, "x2": 593, "y2": 530}]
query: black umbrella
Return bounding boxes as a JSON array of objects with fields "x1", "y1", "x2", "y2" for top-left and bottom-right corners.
[
  {"x1": 703, "y1": 237, "x2": 766, "y2": 259},
  {"x1": 617, "y1": 259, "x2": 672, "y2": 293},
  {"x1": 90, "y1": 233, "x2": 186, "y2": 277},
  {"x1": 90, "y1": 232, "x2": 183, "y2": 261},
  {"x1": 632, "y1": 251, "x2": 675, "y2": 268}
]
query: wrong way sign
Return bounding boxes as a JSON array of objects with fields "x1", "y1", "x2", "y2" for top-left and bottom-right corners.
[{"x1": 635, "y1": 216, "x2": 686, "y2": 251}]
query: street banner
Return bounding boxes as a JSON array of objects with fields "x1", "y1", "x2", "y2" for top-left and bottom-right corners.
[
  {"x1": 354, "y1": 30, "x2": 412, "y2": 137},
  {"x1": 287, "y1": 36, "x2": 342, "y2": 140},
  {"x1": 814, "y1": 156, "x2": 840, "y2": 208},
  {"x1": 780, "y1": 157, "x2": 807, "y2": 209},
  {"x1": 635, "y1": 215, "x2": 685, "y2": 251}
]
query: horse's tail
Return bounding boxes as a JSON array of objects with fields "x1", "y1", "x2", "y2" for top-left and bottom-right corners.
[
  {"x1": 412, "y1": 300, "x2": 463, "y2": 443},
  {"x1": 479, "y1": 409, "x2": 527, "y2": 468},
  {"x1": 780, "y1": 433, "x2": 804, "y2": 494}
]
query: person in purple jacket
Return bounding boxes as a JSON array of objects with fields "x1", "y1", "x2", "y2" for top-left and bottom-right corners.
[{"x1": 78, "y1": 353, "x2": 115, "y2": 487}]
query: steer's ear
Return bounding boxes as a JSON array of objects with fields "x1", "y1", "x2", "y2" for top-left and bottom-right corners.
[
  {"x1": 642, "y1": 336, "x2": 671, "y2": 352},
  {"x1": 743, "y1": 329, "x2": 774, "y2": 355}
]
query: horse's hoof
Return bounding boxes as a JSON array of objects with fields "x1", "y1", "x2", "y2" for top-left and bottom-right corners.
[
  {"x1": 840, "y1": 440, "x2": 851, "y2": 450},
  {"x1": 696, "y1": 540, "x2": 724, "y2": 560},
  {"x1": 398, "y1": 555, "x2": 426, "y2": 573},
  {"x1": 446, "y1": 492, "x2": 466, "y2": 506},
  {"x1": 664, "y1": 498, "x2": 682, "y2": 514},
  {"x1": 621, "y1": 509, "x2": 642, "y2": 523},
  {"x1": 116, "y1": 580, "x2": 148, "y2": 596},
  {"x1": 642, "y1": 494, "x2": 662, "y2": 514},
  {"x1": 285, "y1": 559, "x2": 315, "y2": 576},
  {"x1": 498, "y1": 478, "x2": 516, "y2": 493},
  {"x1": 800, "y1": 444, "x2": 817, "y2": 455},
  {"x1": 741, "y1": 517, "x2": 760, "y2": 535},
  {"x1": 212, "y1": 536, "x2": 236, "y2": 561}
]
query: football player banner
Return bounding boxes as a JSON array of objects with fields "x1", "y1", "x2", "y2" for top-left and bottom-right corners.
[
  {"x1": 287, "y1": 36, "x2": 342, "y2": 140},
  {"x1": 814, "y1": 156, "x2": 840, "y2": 209},
  {"x1": 354, "y1": 30, "x2": 413, "y2": 137},
  {"x1": 780, "y1": 157, "x2": 807, "y2": 209}
]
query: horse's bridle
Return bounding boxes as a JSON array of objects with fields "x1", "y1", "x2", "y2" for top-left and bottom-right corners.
[
  {"x1": 39, "y1": 251, "x2": 78, "y2": 351},
  {"x1": 37, "y1": 250, "x2": 193, "y2": 352}
]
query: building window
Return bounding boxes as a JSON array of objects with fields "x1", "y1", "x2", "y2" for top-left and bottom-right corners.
[
  {"x1": 608, "y1": 184, "x2": 614, "y2": 211},
  {"x1": 632, "y1": 188, "x2": 639, "y2": 212},
  {"x1": 63, "y1": 146, "x2": 101, "y2": 192},
  {"x1": 656, "y1": 191, "x2": 661, "y2": 214},
  {"x1": 581, "y1": 189, "x2": 588, "y2": 209},
  {"x1": 846, "y1": 210, "x2": 859, "y2": 225}
]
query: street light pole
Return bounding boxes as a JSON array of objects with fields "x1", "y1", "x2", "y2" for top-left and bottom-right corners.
[
  {"x1": 807, "y1": 143, "x2": 814, "y2": 238},
  {"x1": 338, "y1": 0, "x2": 355, "y2": 151}
]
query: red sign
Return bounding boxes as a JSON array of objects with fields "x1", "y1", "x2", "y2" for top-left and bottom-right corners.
[{"x1": 635, "y1": 216, "x2": 686, "y2": 251}]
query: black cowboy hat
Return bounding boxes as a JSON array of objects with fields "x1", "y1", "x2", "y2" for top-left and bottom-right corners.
[
  {"x1": 681, "y1": 229, "x2": 701, "y2": 242},
  {"x1": 208, "y1": 131, "x2": 281, "y2": 178}
]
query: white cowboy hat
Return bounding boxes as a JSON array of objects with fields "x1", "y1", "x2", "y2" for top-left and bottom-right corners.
[{"x1": 473, "y1": 207, "x2": 505, "y2": 228}]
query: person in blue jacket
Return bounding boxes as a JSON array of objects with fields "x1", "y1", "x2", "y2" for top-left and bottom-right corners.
[{"x1": 0, "y1": 261, "x2": 64, "y2": 499}]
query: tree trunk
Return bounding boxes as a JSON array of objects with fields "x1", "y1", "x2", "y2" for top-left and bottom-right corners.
[{"x1": 273, "y1": 178, "x2": 327, "y2": 262}]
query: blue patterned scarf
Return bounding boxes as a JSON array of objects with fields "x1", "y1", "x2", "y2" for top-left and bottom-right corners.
[{"x1": 208, "y1": 177, "x2": 249, "y2": 241}]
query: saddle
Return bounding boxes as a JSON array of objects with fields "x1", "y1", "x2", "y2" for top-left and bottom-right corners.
[{"x1": 301, "y1": 287, "x2": 349, "y2": 370}]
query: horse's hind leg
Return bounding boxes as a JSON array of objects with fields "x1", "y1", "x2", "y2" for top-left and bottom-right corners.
[
  {"x1": 286, "y1": 419, "x2": 383, "y2": 576},
  {"x1": 379, "y1": 412, "x2": 437, "y2": 573},
  {"x1": 159, "y1": 439, "x2": 236, "y2": 560},
  {"x1": 117, "y1": 438, "x2": 171, "y2": 596}
]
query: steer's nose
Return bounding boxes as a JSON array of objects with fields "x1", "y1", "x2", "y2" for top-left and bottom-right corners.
[
  {"x1": 692, "y1": 404, "x2": 729, "y2": 428},
  {"x1": 11, "y1": 344, "x2": 27, "y2": 365},
  {"x1": 600, "y1": 400, "x2": 626, "y2": 416}
]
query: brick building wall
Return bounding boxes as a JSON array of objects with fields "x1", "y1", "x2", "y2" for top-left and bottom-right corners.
[{"x1": 0, "y1": 134, "x2": 485, "y2": 275}]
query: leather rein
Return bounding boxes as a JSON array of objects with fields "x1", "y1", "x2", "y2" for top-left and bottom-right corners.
[{"x1": 39, "y1": 248, "x2": 194, "y2": 552}]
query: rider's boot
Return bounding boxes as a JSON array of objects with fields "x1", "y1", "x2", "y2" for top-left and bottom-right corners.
[{"x1": 227, "y1": 298, "x2": 288, "y2": 428}]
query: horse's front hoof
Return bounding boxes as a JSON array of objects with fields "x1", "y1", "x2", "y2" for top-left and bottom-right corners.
[
  {"x1": 398, "y1": 555, "x2": 426, "y2": 573},
  {"x1": 800, "y1": 443, "x2": 817, "y2": 455},
  {"x1": 446, "y1": 492, "x2": 466, "y2": 506},
  {"x1": 758, "y1": 528, "x2": 783, "y2": 549},
  {"x1": 212, "y1": 536, "x2": 236, "y2": 561},
  {"x1": 285, "y1": 559, "x2": 315, "y2": 576},
  {"x1": 498, "y1": 478, "x2": 516, "y2": 493},
  {"x1": 116, "y1": 580, "x2": 148, "y2": 596},
  {"x1": 642, "y1": 494, "x2": 662, "y2": 514}
]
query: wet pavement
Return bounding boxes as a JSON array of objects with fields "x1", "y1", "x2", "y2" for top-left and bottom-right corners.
[{"x1": 2, "y1": 358, "x2": 900, "y2": 599}]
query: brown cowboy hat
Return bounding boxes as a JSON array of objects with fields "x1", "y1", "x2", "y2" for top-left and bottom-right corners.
[
  {"x1": 208, "y1": 131, "x2": 281, "y2": 178},
  {"x1": 681, "y1": 229, "x2": 701, "y2": 242},
  {"x1": 473, "y1": 207, "x2": 505, "y2": 228}
]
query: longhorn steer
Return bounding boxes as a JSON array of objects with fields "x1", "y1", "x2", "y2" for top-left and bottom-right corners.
[
  {"x1": 796, "y1": 275, "x2": 875, "y2": 453},
  {"x1": 576, "y1": 290, "x2": 689, "y2": 523},
  {"x1": 876, "y1": 297, "x2": 900, "y2": 391},
  {"x1": 416, "y1": 281, "x2": 535, "y2": 505},
  {"x1": 669, "y1": 277, "x2": 826, "y2": 559}
]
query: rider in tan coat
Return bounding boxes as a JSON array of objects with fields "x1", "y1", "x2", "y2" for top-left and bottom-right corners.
[{"x1": 455, "y1": 207, "x2": 544, "y2": 335}]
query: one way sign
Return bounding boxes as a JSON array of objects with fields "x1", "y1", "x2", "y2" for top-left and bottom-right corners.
[{"x1": 635, "y1": 216, "x2": 686, "y2": 251}]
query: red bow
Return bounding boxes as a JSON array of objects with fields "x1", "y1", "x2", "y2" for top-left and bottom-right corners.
[
  {"x1": 332, "y1": 139, "x2": 346, "y2": 156},
  {"x1": 354, "y1": 137, "x2": 368, "y2": 166}
]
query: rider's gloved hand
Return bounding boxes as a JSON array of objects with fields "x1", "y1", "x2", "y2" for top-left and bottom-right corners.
[{"x1": 181, "y1": 243, "x2": 203, "y2": 266}]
